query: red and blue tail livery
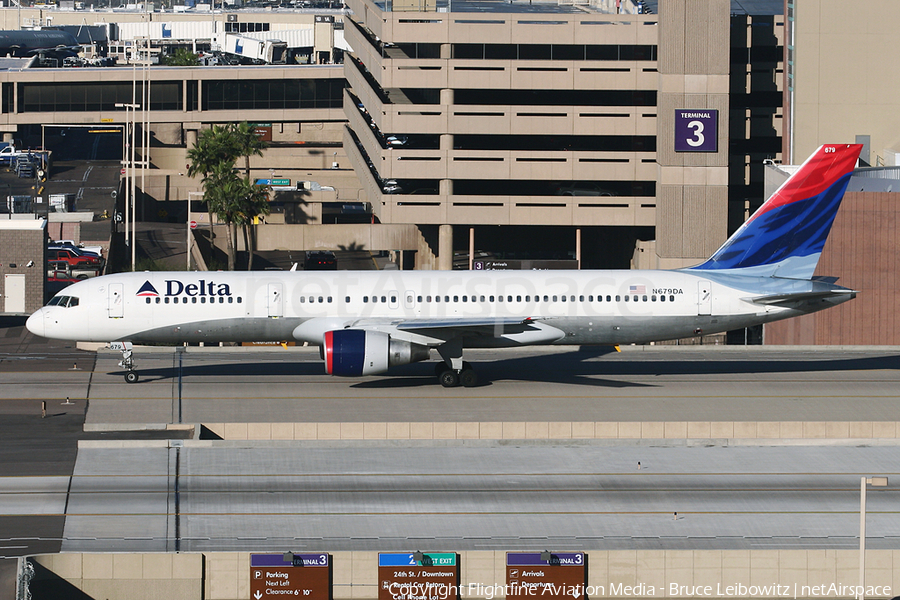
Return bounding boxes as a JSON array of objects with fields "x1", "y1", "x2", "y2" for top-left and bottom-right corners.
[{"x1": 690, "y1": 144, "x2": 862, "y2": 279}]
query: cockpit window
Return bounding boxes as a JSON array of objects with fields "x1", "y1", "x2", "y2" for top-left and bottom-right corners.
[{"x1": 47, "y1": 295, "x2": 79, "y2": 308}]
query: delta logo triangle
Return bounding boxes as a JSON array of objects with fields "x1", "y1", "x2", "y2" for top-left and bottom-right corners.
[{"x1": 136, "y1": 281, "x2": 159, "y2": 297}]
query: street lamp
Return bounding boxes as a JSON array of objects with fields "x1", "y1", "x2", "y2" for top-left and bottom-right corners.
[
  {"x1": 115, "y1": 101, "x2": 140, "y2": 271},
  {"x1": 859, "y1": 476, "x2": 888, "y2": 600}
]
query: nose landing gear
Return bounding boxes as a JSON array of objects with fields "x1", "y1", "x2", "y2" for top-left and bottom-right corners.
[{"x1": 109, "y1": 341, "x2": 139, "y2": 383}]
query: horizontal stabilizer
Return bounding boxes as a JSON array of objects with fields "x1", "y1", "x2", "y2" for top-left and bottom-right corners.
[{"x1": 744, "y1": 289, "x2": 856, "y2": 308}]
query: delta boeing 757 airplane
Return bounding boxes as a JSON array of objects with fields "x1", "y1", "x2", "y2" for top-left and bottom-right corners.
[{"x1": 27, "y1": 144, "x2": 862, "y2": 387}]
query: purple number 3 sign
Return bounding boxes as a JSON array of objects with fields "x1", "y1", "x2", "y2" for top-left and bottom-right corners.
[{"x1": 674, "y1": 109, "x2": 718, "y2": 152}]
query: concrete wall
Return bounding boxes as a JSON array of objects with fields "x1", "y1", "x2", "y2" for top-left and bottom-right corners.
[
  {"x1": 0, "y1": 219, "x2": 46, "y2": 314},
  {"x1": 29, "y1": 550, "x2": 900, "y2": 600},
  {"x1": 792, "y1": 0, "x2": 900, "y2": 164},
  {"x1": 255, "y1": 223, "x2": 424, "y2": 252},
  {"x1": 765, "y1": 191, "x2": 900, "y2": 345},
  {"x1": 31, "y1": 553, "x2": 203, "y2": 600},
  {"x1": 655, "y1": 0, "x2": 730, "y2": 266},
  {"x1": 199, "y1": 420, "x2": 900, "y2": 442}
]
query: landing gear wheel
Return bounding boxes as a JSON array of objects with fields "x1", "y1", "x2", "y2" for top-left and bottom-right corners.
[
  {"x1": 439, "y1": 369, "x2": 460, "y2": 388},
  {"x1": 459, "y1": 367, "x2": 478, "y2": 388},
  {"x1": 124, "y1": 371, "x2": 139, "y2": 384}
]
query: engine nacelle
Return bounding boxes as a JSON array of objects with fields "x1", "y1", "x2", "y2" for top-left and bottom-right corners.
[{"x1": 323, "y1": 329, "x2": 430, "y2": 376}]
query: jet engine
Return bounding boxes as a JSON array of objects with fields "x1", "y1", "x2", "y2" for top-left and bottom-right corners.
[{"x1": 323, "y1": 329, "x2": 431, "y2": 376}]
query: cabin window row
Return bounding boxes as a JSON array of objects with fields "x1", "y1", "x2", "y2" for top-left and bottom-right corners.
[
  {"x1": 144, "y1": 294, "x2": 678, "y2": 306},
  {"x1": 407, "y1": 294, "x2": 677, "y2": 303},
  {"x1": 146, "y1": 297, "x2": 242, "y2": 304},
  {"x1": 346, "y1": 294, "x2": 678, "y2": 303}
]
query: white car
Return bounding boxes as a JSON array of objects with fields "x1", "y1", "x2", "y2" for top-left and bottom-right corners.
[
  {"x1": 51, "y1": 240, "x2": 103, "y2": 256},
  {"x1": 385, "y1": 135, "x2": 408, "y2": 147}
]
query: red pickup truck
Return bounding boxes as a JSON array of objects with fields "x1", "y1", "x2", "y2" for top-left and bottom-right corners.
[{"x1": 47, "y1": 248, "x2": 103, "y2": 270}]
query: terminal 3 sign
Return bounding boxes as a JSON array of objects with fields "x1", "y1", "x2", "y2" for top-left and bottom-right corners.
[
  {"x1": 250, "y1": 553, "x2": 332, "y2": 599},
  {"x1": 674, "y1": 109, "x2": 718, "y2": 152},
  {"x1": 506, "y1": 552, "x2": 587, "y2": 599},
  {"x1": 379, "y1": 552, "x2": 460, "y2": 600}
]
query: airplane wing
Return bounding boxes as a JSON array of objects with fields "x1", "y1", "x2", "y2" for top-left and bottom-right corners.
[
  {"x1": 397, "y1": 316, "x2": 535, "y2": 331},
  {"x1": 345, "y1": 316, "x2": 541, "y2": 344},
  {"x1": 344, "y1": 317, "x2": 563, "y2": 347}
]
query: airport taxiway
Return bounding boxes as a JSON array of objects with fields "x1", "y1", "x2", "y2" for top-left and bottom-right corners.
[
  {"x1": 2, "y1": 345, "x2": 897, "y2": 426},
  {"x1": 5, "y1": 443, "x2": 900, "y2": 553}
]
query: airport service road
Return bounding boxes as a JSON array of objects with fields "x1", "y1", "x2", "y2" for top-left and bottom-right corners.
[
  {"x1": 39, "y1": 443, "x2": 900, "y2": 553},
  {"x1": 73, "y1": 346, "x2": 900, "y2": 425}
]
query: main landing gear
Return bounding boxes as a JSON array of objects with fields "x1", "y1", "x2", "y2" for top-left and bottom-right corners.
[
  {"x1": 109, "y1": 341, "x2": 139, "y2": 384},
  {"x1": 434, "y1": 361, "x2": 478, "y2": 388},
  {"x1": 435, "y1": 339, "x2": 478, "y2": 387}
]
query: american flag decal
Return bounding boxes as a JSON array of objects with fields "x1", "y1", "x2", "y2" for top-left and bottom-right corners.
[{"x1": 629, "y1": 285, "x2": 646, "y2": 294}]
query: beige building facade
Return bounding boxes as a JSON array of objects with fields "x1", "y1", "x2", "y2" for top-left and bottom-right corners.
[
  {"x1": 786, "y1": 0, "x2": 900, "y2": 166},
  {"x1": 342, "y1": 0, "x2": 783, "y2": 269}
]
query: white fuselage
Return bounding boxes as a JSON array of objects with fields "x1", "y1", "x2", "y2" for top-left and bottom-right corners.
[{"x1": 26, "y1": 268, "x2": 831, "y2": 348}]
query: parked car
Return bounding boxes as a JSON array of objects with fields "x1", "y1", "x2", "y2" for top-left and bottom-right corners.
[
  {"x1": 47, "y1": 260, "x2": 95, "y2": 280},
  {"x1": 47, "y1": 248, "x2": 104, "y2": 269},
  {"x1": 46, "y1": 269, "x2": 81, "y2": 296},
  {"x1": 554, "y1": 182, "x2": 616, "y2": 196},
  {"x1": 47, "y1": 245, "x2": 102, "y2": 260},
  {"x1": 304, "y1": 251, "x2": 337, "y2": 270},
  {"x1": 382, "y1": 179, "x2": 403, "y2": 194},
  {"x1": 385, "y1": 135, "x2": 408, "y2": 147},
  {"x1": 50, "y1": 239, "x2": 103, "y2": 256}
]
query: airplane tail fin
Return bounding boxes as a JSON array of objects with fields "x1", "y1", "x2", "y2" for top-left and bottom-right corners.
[{"x1": 689, "y1": 144, "x2": 862, "y2": 279}]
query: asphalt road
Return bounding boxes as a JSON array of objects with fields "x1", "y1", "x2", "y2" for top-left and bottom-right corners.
[
  {"x1": 64, "y1": 345, "x2": 900, "y2": 425},
  {"x1": 10, "y1": 443, "x2": 900, "y2": 553},
  {"x1": 0, "y1": 316, "x2": 188, "y2": 584}
]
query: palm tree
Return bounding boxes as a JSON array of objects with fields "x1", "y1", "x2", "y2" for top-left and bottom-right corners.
[
  {"x1": 186, "y1": 122, "x2": 270, "y2": 270},
  {"x1": 186, "y1": 125, "x2": 234, "y2": 178},
  {"x1": 202, "y1": 162, "x2": 243, "y2": 270},
  {"x1": 232, "y1": 177, "x2": 271, "y2": 271},
  {"x1": 229, "y1": 122, "x2": 268, "y2": 269},
  {"x1": 230, "y1": 122, "x2": 266, "y2": 178}
]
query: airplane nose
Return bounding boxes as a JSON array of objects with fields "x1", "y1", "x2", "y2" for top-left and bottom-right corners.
[{"x1": 25, "y1": 309, "x2": 45, "y2": 338}]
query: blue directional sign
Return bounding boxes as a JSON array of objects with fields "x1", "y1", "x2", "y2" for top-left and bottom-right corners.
[{"x1": 379, "y1": 552, "x2": 457, "y2": 567}]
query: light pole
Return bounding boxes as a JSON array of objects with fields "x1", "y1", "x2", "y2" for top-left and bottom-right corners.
[
  {"x1": 859, "y1": 476, "x2": 888, "y2": 600},
  {"x1": 116, "y1": 102, "x2": 140, "y2": 271}
]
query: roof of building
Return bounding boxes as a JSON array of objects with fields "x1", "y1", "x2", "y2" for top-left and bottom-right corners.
[
  {"x1": 369, "y1": 0, "x2": 782, "y2": 15},
  {"x1": 0, "y1": 217, "x2": 46, "y2": 230},
  {"x1": 376, "y1": 0, "x2": 607, "y2": 14},
  {"x1": 639, "y1": 0, "x2": 783, "y2": 15}
]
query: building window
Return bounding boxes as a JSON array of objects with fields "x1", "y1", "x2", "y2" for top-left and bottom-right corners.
[
  {"x1": 19, "y1": 81, "x2": 182, "y2": 113},
  {"x1": 202, "y1": 78, "x2": 345, "y2": 111}
]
